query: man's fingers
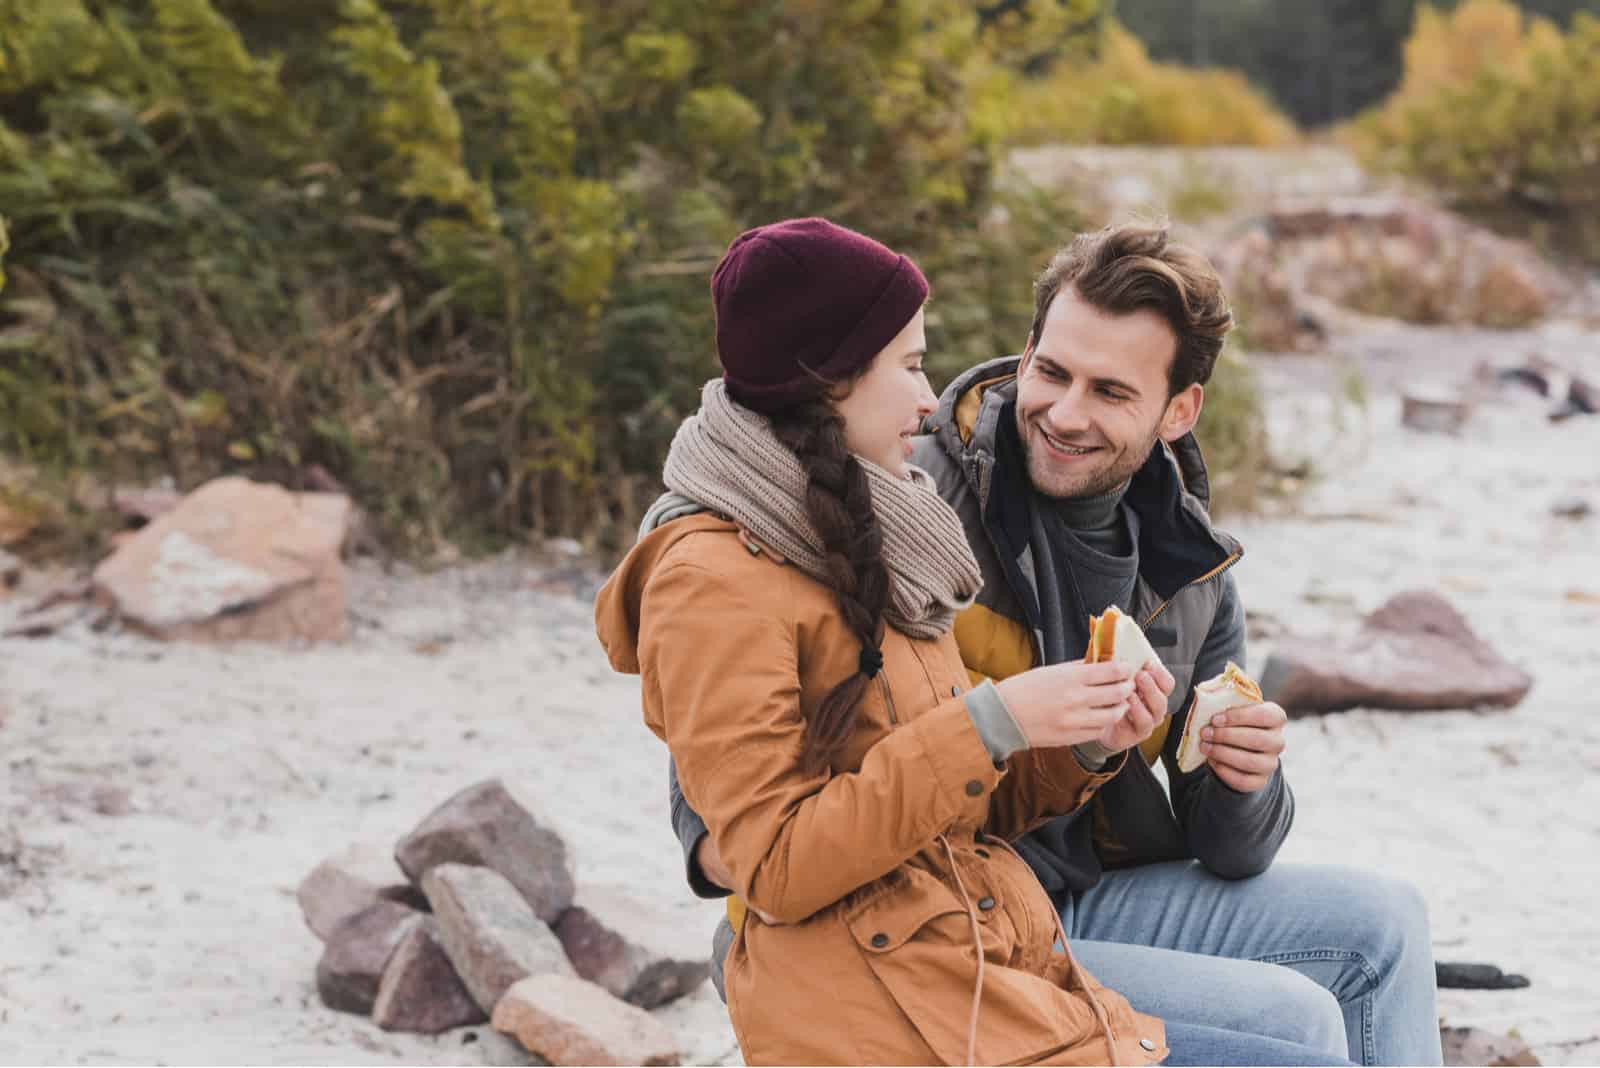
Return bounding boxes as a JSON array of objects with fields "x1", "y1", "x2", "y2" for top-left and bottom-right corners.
[
  {"x1": 1202, "y1": 742, "x2": 1279, "y2": 777},
  {"x1": 1202, "y1": 725, "x2": 1286, "y2": 755},
  {"x1": 1209, "y1": 701, "x2": 1287, "y2": 729}
]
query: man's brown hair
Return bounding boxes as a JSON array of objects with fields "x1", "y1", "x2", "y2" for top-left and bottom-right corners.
[{"x1": 1028, "y1": 223, "x2": 1233, "y2": 395}]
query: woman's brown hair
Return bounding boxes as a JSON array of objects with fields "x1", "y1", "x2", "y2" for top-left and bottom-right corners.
[{"x1": 767, "y1": 388, "x2": 890, "y2": 775}]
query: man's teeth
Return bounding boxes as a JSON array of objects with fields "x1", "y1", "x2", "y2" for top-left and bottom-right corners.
[{"x1": 1043, "y1": 431, "x2": 1093, "y2": 455}]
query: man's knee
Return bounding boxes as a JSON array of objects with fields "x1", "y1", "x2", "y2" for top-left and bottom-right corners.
[{"x1": 1339, "y1": 869, "x2": 1433, "y2": 962}]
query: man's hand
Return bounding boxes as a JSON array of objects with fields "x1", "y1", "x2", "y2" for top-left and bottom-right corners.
[
  {"x1": 994, "y1": 660, "x2": 1137, "y2": 749},
  {"x1": 694, "y1": 835, "x2": 778, "y2": 924},
  {"x1": 1199, "y1": 700, "x2": 1287, "y2": 793},
  {"x1": 1098, "y1": 660, "x2": 1176, "y2": 753}
]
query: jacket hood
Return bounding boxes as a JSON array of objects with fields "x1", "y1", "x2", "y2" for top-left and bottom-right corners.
[{"x1": 594, "y1": 513, "x2": 738, "y2": 675}]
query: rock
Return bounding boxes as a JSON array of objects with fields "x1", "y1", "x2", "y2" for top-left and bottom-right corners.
[
  {"x1": 422, "y1": 863, "x2": 575, "y2": 1014},
  {"x1": 0, "y1": 548, "x2": 20, "y2": 594},
  {"x1": 1436, "y1": 961, "x2": 1531, "y2": 990},
  {"x1": 298, "y1": 843, "x2": 416, "y2": 942},
  {"x1": 1401, "y1": 386, "x2": 1472, "y2": 434},
  {"x1": 92, "y1": 476, "x2": 351, "y2": 643},
  {"x1": 373, "y1": 917, "x2": 487, "y2": 1033},
  {"x1": 1441, "y1": 1026, "x2": 1540, "y2": 1067},
  {"x1": 554, "y1": 888, "x2": 709, "y2": 1008},
  {"x1": 1259, "y1": 590, "x2": 1533, "y2": 715},
  {"x1": 1551, "y1": 496, "x2": 1591, "y2": 519},
  {"x1": 1469, "y1": 258, "x2": 1551, "y2": 329},
  {"x1": 315, "y1": 900, "x2": 422, "y2": 1015},
  {"x1": 492, "y1": 974, "x2": 680, "y2": 1066},
  {"x1": 396, "y1": 779, "x2": 574, "y2": 923}
]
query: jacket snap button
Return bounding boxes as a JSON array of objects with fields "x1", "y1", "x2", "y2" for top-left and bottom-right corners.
[
  {"x1": 1140, "y1": 1038, "x2": 1157, "y2": 1052},
  {"x1": 977, "y1": 896, "x2": 996, "y2": 911},
  {"x1": 964, "y1": 780, "x2": 983, "y2": 796},
  {"x1": 871, "y1": 933, "x2": 889, "y2": 948}
]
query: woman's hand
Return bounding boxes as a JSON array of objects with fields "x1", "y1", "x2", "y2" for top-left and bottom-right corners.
[
  {"x1": 1097, "y1": 661, "x2": 1177, "y2": 753},
  {"x1": 994, "y1": 660, "x2": 1137, "y2": 749}
]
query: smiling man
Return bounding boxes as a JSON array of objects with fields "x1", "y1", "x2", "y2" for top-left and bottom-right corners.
[{"x1": 667, "y1": 223, "x2": 1441, "y2": 1066}]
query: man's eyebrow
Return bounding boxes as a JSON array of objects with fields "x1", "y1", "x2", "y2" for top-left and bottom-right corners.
[{"x1": 1032, "y1": 351, "x2": 1141, "y2": 395}]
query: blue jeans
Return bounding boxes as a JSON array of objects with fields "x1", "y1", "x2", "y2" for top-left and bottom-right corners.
[
  {"x1": 1163, "y1": 1021, "x2": 1355, "y2": 1066},
  {"x1": 1063, "y1": 861, "x2": 1442, "y2": 1067}
]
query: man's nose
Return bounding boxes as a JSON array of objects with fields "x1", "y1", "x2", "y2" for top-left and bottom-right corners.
[{"x1": 1046, "y1": 386, "x2": 1093, "y2": 433}]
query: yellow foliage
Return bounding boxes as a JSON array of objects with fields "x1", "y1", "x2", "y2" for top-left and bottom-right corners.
[
  {"x1": 1392, "y1": 0, "x2": 1561, "y2": 102},
  {"x1": 1002, "y1": 22, "x2": 1297, "y2": 148},
  {"x1": 1351, "y1": 0, "x2": 1600, "y2": 218}
]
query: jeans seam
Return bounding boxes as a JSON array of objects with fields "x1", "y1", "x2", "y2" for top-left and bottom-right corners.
[{"x1": 1252, "y1": 949, "x2": 1380, "y2": 1065}]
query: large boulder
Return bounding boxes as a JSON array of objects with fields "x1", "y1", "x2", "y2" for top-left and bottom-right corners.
[
  {"x1": 92, "y1": 476, "x2": 351, "y2": 642},
  {"x1": 554, "y1": 888, "x2": 709, "y2": 1008},
  {"x1": 492, "y1": 974, "x2": 679, "y2": 1067},
  {"x1": 1260, "y1": 591, "x2": 1533, "y2": 716},
  {"x1": 396, "y1": 779, "x2": 574, "y2": 924},
  {"x1": 422, "y1": 863, "x2": 574, "y2": 1014}
]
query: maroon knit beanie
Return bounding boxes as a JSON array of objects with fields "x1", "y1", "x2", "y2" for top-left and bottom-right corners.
[{"x1": 710, "y1": 218, "x2": 929, "y2": 414}]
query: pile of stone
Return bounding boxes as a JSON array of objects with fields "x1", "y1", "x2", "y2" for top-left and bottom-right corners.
[{"x1": 299, "y1": 779, "x2": 708, "y2": 1065}]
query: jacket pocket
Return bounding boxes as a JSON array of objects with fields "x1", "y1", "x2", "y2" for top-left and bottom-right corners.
[{"x1": 844, "y1": 866, "x2": 1091, "y2": 1066}]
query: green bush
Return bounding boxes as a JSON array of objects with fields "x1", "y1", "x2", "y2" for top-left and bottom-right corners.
[{"x1": 0, "y1": 0, "x2": 1271, "y2": 555}]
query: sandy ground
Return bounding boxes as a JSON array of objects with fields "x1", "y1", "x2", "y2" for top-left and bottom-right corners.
[{"x1": 3, "y1": 290, "x2": 1599, "y2": 1062}]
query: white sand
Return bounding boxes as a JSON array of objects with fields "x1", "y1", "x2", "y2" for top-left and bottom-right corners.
[{"x1": 2, "y1": 316, "x2": 1597, "y2": 1065}]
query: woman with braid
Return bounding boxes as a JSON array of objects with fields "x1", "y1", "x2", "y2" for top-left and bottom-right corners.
[{"x1": 594, "y1": 220, "x2": 1349, "y2": 1066}]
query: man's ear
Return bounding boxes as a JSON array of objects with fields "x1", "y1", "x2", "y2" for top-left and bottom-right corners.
[{"x1": 1159, "y1": 383, "x2": 1204, "y2": 442}]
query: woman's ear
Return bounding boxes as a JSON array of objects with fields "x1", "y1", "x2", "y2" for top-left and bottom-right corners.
[{"x1": 1159, "y1": 383, "x2": 1204, "y2": 442}]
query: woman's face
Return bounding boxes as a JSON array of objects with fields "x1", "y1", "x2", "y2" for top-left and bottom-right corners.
[{"x1": 833, "y1": 307, "x2": 938, "y2": 478}]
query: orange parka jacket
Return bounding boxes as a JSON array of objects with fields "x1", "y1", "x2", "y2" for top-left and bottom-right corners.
[{"x1": 595, "y1": 514, "x2": 1169, "y2": 1066}]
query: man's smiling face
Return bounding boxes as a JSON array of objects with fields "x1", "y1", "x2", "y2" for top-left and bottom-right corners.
[{"x1": 1014, "y1": 284, "x2": 1201, "y2": 500}]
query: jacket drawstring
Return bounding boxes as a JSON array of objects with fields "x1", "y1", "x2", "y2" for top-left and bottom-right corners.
[
  {"x1": 990, "y1": 837, "x2": 1123, "y2": 1067},
  {"x1": 937, "y1": 834, "x2": 985, "y2": 1068}
]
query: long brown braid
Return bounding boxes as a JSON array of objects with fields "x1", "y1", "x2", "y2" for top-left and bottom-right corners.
[{"x1": 766, "y1": 393, "x2": 891, "y2": 775}]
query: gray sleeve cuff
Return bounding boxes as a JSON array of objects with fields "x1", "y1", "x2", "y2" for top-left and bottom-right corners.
[
  {"x1": 963, "y1": 679, "x2": 1028, "y2": 764},
  {"x1": 1071, "y1": 740, "x2": 1114, "y2": 770},
  {"x1": 670, "y1": 758, "x2": 730, "y2": 900}
]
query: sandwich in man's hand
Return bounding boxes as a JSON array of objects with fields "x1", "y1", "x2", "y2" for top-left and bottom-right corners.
[{"x1": 1176, "y1": 661, "x2": 1263, "y2": 773}]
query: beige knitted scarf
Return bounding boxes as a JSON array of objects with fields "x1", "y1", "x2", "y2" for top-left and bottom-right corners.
[{"x1": 662, "y1": 380, "x2": 982, "y2": 639}]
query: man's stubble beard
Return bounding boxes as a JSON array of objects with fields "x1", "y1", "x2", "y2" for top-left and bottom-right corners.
[{"x1": 1018, "y1": 412, "x2": 1162, "y2": 502}]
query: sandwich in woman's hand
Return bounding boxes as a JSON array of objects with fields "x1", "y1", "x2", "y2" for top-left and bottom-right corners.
[
  {"x1": 1176, "y1": 661, "x2": 1263, "y2": 773},
  {"x1": 1085, "y1": 606, "x2": 1164, "y2": 678}
]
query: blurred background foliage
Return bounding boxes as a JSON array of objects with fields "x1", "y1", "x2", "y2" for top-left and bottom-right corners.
[{"x1": 0, "y1": 0, "x2": 1594, "y2": 555}]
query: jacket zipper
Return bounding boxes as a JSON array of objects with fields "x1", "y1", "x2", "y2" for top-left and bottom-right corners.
[
  {"x1": 970, "y1": 452, "x2": 1048, "y2": 664},
  {"x1": 1139, "y1": 551, "x2": 1242, "y2": 629}
]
